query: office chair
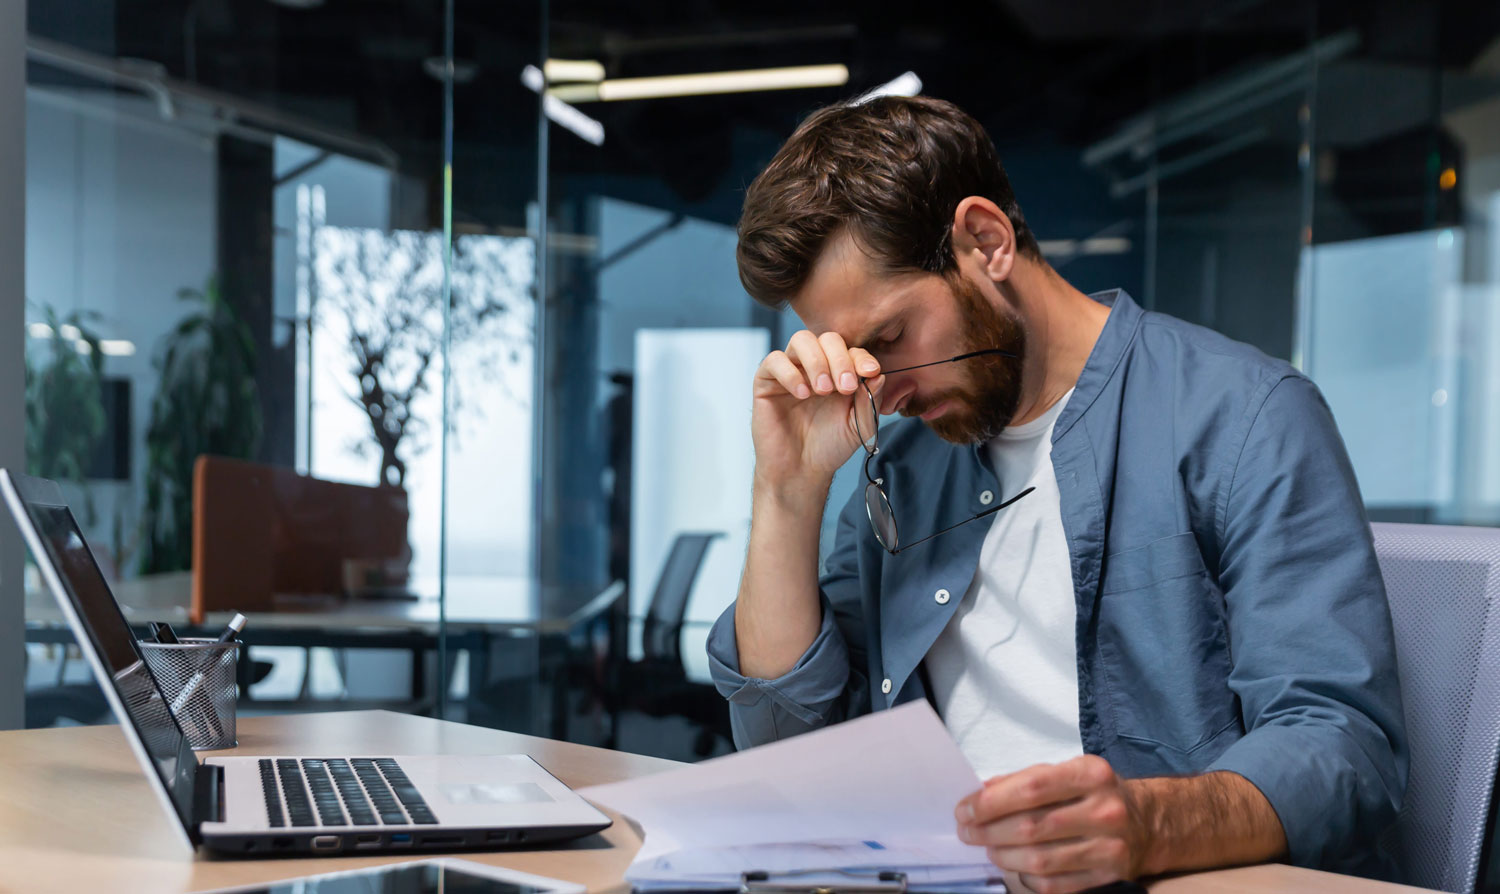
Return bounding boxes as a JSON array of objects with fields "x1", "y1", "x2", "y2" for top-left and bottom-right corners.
[
  {"x1": 1373, "y1": 522, "x2": 1500, "y2": 892},
  {"x1": 603, "y1": 531, "x2": 732, "y2": 757}
]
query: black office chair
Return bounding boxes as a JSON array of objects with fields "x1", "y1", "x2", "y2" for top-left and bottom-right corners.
[{"x1": 603, "y1": 531, "x2": 732, "y2": 757}]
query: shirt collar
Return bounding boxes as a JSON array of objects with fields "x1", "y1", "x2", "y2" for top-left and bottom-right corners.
[{"x1": 965, "y1": 288, "x2": 1142, "y2": 466}]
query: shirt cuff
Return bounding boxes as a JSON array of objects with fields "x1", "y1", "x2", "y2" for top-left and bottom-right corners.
[
  {"x1": 706, "y1": 597, "x2": 850, "y2": 727},
  {"x1": 1206, "y1": 722, "x2": 1394, "y2": 869}
]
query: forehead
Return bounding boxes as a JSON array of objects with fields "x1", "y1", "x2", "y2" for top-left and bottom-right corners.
[{"x1": 791, "y1": 231, "x2": 927, "y2": 345}]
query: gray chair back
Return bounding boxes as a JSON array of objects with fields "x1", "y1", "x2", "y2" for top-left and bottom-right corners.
[
  {"x1": 641, "y1": 532, "x2": 722, "y2": 667},
  {"x1": 1374, "y1": 522, "x2": 1500, "y2": 892}
]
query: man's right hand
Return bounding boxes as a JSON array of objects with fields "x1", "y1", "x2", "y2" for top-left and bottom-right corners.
[{"x1": 752, "y1": 330, "x2": 883, "y2": 488}]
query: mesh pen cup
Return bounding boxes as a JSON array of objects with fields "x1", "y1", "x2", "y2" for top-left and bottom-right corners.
[{"x1": 139, "y1": 638, "x2": 240, "y2": 749}]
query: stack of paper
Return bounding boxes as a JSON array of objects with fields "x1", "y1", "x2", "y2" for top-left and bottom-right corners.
[{"x1": 581, "y1": 702, "x2": 1005, "y2": 893}]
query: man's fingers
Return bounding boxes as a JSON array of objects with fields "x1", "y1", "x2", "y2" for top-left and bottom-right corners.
[
  {"x1": 959, "y1": 800, "x2": 1090, "y2": 848},
  {"x1": 817, "y1": 331, "x2": 858, "y2": 394},
  {"x1": 960, "y1": 756, "x2": 1116, "y2": 825},
  {"x1": 758, "y1": 350, "x2": 811, "y2": 399},
  {"x1": 1014, "y1": 868, "x2": 1123, "y2": 894},
  {"x1": 785, "y1": 330, "x2": 834, "y2": 394},
  {"x1": 848, "y1": 346, "x2": 881, "y2": 378},
  {"x1": 986, "y1": 837, "x2": 1118, "y2": 879}
]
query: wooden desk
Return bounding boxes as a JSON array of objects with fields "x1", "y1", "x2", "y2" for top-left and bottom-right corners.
[{"x1": 0, "y1": 712, "x2": 1438, "y2": 894}]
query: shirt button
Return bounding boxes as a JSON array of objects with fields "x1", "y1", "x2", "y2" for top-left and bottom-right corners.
[
  {"x1": 979, "y1": 489, "x2": 994, "y2": 505},
  {"x1": 935, "y1": 588, "x2": 951, "y2": 605},
  {"x1": 881, "y1": 678, "x2": 892, "y2": 694}
]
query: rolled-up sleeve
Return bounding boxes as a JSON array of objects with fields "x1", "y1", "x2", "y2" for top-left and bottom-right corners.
[
  {"x1": 1207, "y1": 374, "x2": 1408, "y2": 872},
  {"x1": 706, "y1": 484, "x2": 872, "y2": 749}
]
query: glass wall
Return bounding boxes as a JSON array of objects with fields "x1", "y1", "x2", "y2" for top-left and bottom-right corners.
[
  {"x1": 19, "y1": 0, "x2": 544, "y2": 731},
  {"x1": 1084, "y1": 4, "x2": 1500, "y2": 526}
]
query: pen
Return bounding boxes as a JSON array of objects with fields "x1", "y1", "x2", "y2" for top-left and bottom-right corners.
[
  {"x1": 169, "y1": 613, "x2": 249, "y2": 738},
  {"x1": 216, "y1": 612, "x2": 248, "y2": 643}
]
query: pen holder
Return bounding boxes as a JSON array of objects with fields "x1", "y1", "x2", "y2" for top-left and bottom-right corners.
[{"x1": 139, "y1": 638, "x2": 239, "y2": 750}]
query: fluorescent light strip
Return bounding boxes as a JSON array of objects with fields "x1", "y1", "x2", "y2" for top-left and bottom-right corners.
[
  {"x1": 521, "y1": 65, "x2": 605, "y2": 146},
  {"x1": 851, "y1": 71, "x2": 923, "y2": 104},
  {"x1": 544, "y1": 58, "x2": 605, "y2": 83},
  {"x1": 548, "y1": 64, "x2": 850, "y2": 103}
]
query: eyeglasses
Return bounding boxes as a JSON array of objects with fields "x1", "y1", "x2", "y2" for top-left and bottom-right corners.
[{"x1": 853, "y1": 349, "x2": 1035, "y2": 554}]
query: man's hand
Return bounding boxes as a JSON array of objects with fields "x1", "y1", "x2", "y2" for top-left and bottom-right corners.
[
  {"x1": 751, "y1": 329, "x2": 883, "y2": 490},
  {"x1": 955, "y1": 756, "x2": 1145, "y2": 894},
  {"x1": 955, "y1": 758, "x2": 1288, "y2": 894}
]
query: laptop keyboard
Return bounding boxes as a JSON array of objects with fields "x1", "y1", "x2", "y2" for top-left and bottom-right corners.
[{"x1": 260, "y1": 758, "x2": 438, "y2": 828}]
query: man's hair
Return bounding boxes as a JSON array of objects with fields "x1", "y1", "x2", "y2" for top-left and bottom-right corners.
[{"x1": 736, "y1": 95, "x2": 1041, "y2": 309}]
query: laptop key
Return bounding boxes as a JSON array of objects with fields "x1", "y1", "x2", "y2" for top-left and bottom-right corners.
[{"x1": 258, "y1": 760, "x2": 285, "y2": 828}]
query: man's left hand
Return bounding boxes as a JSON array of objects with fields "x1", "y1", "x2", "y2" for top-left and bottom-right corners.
[{"x1": 955, "y1": 755, "x2": 1150, "y2": 894}]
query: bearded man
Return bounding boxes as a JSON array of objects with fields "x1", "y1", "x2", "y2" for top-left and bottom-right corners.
[{"x1": 705, "y1": 95, "x2": 1407, "y2": 892}]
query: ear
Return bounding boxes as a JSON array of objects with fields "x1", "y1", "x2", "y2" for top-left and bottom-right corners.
[{"x1": 950, "y1": 196, "x2": 1017, "y2": 282}]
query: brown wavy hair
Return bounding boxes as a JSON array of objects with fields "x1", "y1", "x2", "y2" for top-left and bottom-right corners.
[{"x1": 736, "y1": 95, "x2": 1040, "y2": 309}]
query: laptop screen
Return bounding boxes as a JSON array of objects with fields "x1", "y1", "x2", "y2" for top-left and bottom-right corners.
[{"x1": 19, "y1": 495, "x2": 199, "y2": 835}]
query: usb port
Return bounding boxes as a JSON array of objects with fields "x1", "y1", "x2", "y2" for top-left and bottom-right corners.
[
  {"x1": 311, "y1": 835, "x2": 340, "y2": 851},
  {"x1": 354, "y1": 834, "x2": 381, "y2": 849},
  {"x1": 390, "y1": 833, "x2": 412, "y2": 845},
  {"x1": 485, "y1": 831, "x2": 510, "y2": 843}
]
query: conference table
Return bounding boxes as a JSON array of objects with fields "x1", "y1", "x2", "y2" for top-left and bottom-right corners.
[
  {"x1": 0, "y1": 710, "x2": 1441, "y2": 894},
  {"x1": 24, "y1": 571, "x2": 625, "y2": 735}
]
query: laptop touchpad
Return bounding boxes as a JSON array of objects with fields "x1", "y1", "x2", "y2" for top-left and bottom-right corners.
[{"x1": 440, "y1": 782, "x2": 555, "y2": 805}]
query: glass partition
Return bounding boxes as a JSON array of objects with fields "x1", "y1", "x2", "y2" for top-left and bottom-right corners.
[{"x1": 18, "y1": 0, "x2": 544, "y2": 729}]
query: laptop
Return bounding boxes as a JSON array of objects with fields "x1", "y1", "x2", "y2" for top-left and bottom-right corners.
[{"x1": 1, "y1": 469, "x2": 612, "y2": 857}]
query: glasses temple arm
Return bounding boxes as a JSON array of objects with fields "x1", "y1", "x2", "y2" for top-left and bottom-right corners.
[
  {"x1": 891, "y1": 486, "x2": 1037, "y2": 554},
  {"x1": 878, "y1": 348, "x2": 1019, "y2": 377}
]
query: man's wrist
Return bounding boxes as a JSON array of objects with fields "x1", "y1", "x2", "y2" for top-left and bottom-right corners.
[
  {"x1": 1122, "y1": 777, "x2": 1171, "y2": 878},
  {"x1": 752, "y1": 469, "x2": 833, "y2": 512},
  {"x1": 1122, "y1": 772, "x2": 1287, "y2": 878}
]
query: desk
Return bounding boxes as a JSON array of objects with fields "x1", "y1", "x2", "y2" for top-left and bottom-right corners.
[
  {"x1": 0, "y1": 712, "x2": 1442, "y2": 894},
  {"x1": 25, "y1": 573, "x2": 625, "y2": 735}
]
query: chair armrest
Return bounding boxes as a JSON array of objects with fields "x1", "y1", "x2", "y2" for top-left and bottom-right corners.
[{"x1": 562, "y1": 580, "x2": 627, "y2": 630}]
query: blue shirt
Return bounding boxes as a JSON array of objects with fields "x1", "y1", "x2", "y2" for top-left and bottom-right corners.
[{"x1": 707, "y1": 289, "x2": 1408, "y2": 877}]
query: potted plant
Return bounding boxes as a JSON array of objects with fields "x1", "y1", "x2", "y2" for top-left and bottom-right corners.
[
  {"x1": 138, "y1": 277, "x2": 263, "y2": 575},
  {"x1": 24, "y1": 305, "x2": 106, "y2": 525}
]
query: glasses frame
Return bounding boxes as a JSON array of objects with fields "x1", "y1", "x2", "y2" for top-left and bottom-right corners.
[{"x1": 855, "y1": 348, "x2": 1035, "y2": 554}]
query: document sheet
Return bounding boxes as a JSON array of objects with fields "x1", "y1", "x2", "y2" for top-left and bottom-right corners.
[{"x1": 581, "y1": 701, "x2": 1005, "y2": 892}]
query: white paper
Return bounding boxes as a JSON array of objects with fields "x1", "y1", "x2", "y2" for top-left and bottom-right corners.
[{"x1": 581, "y1": 701, "x2": 998, "y2": 888}]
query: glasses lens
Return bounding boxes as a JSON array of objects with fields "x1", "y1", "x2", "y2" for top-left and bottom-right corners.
[
  {"x1": 865, "y1": 482, "x2": 898, "y2": 551},
  {"x1": 852, "y1": 384, "x2": 879, "y2": 455}
]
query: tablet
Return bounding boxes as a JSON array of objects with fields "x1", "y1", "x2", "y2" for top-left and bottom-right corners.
[{"x1": 198, "y1": 858, "x2": 585, "y2": 894}]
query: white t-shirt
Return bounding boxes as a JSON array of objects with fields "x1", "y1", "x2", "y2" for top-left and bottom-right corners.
[{"x1": 925, "y1": 389, "x2": 1083, "y2": 780}]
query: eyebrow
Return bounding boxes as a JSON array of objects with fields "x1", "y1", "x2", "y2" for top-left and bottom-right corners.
[{"x1": 855, "y1": 312, "x2": 900, "y2": 350}]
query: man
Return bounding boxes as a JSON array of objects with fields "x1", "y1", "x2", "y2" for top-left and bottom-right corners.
[{"x1": 705, "y1": 95, "x2": 1407, "y2": 892}]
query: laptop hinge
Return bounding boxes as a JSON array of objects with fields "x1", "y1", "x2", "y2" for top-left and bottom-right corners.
[{"x1": 194, "y1": 763, "x2": 225, "y2": 825}]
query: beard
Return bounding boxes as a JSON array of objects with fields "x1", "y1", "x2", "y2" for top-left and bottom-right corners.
[{"x1": 904, "y1": 274, "x2": 1025, "y2": 444}]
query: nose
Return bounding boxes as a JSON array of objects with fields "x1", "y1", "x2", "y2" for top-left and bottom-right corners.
[{"x1": 877, "y1": 377, "x2": 917, "y2": 416}]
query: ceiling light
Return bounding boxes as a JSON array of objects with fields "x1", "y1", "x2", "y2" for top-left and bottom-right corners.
[
  {"x1": 544, "y1": 59, "x2": 605, "y2": 83},
  {"x1": 522, "y1": 65, "x2": 605, "y2": 146},
  {"x1": 547, "y1": 64, "x2": 849, "y2": 103},
  {"x1": 851, "y1": 71, "x2": 923, "y2": 104},
  {"x1": 100, "y1": 339, "x2": 137, "y2": 357},
  {"x1": 27, "y1": 323, "x2": 52, "y2": 338}
]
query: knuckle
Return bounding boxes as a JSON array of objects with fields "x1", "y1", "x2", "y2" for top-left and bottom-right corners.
[
  {"x1": 1019, "y1": 778, "x2": 1044, "y2": 802},
  {"x1": 1020, "y1": 846, "x2": 1056, "y2": 876},
  {"x1": 1093, "y1": 797, "x2": 1127, "y2": 827},
  {"x1": 1081, "y1": 755, "x2": 1113, "y2": 784},
  {"x1": 1014, "y1": 816, "x2": 1040, "y2": 843}
]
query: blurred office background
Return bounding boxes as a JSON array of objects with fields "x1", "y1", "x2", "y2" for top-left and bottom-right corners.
[{"x1": 3, "y1": 0, "x2": 1500, "y2": 760}]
